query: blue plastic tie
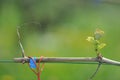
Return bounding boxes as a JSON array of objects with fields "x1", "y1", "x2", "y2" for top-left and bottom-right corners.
[{"x1": 29, "y1": 57, "x2": 36, "y2": 68}]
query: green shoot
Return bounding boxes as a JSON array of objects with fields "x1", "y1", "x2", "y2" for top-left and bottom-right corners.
[{"x1": 86, "y1": 28, "x2": 106, "y2": 55}]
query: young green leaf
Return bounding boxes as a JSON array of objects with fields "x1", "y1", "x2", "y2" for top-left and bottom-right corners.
[
  {"x1": 94, "y1": 28, "x2": 104, "y2": 40},
  {"x1": 86, "y1": 37, "x2": 94, "y2": 42},
  {"x1": 98, "y1": 43, "x2": 106, "y2": 50}
]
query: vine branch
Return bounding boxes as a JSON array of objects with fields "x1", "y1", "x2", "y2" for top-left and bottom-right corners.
[{"x1": 6, "y1": 57, "x2": 119, "y2": 66}]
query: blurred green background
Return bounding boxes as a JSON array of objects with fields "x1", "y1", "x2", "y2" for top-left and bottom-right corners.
[{"x1": 0, "y1": 0, "x2": 120, "y2": 80}]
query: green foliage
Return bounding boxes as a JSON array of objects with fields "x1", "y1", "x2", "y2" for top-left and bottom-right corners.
[{"x1": 87, "y1": 29, "x2": 106, "y2": 52}]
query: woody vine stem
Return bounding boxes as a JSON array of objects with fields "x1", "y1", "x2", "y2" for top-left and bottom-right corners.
[{"x1": 1, "y1": 57, "x2": 120, "y2": 65}]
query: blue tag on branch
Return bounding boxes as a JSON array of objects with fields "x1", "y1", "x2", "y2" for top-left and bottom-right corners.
[{"x1": 29, "y1": 57, "x2": 36, "y2": 68}]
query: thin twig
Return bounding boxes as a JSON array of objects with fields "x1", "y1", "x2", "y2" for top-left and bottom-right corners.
[
  {"x1": 17, "y1": 27, "x2": 26, "y2": 58},
  {"x1": 17, "y1": 22, "x2": 41, "y2": 58},
  {"x1": 88, "y1": 62, "x2": 102, "y2": 80}
]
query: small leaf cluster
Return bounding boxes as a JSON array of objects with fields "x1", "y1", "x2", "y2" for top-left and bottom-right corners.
[{"x1": 86, "y1": 29, "x2": 106, "y2": 51}]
